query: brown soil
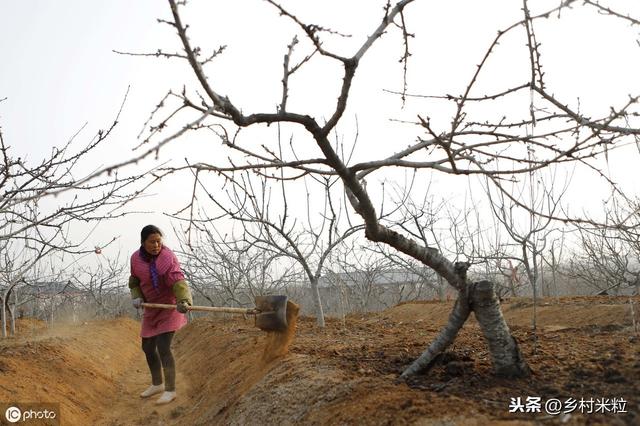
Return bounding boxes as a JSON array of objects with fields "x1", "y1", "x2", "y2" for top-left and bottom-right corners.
[
  {"x1": 0, "y1": 296, "x2": 638, "y2": 425},
  {"x1": 0, "y1": 318, "x2": 139, "y2": 425},
  {"x1": 262, "y1": 301, "x2": 300, "y2": 362}
]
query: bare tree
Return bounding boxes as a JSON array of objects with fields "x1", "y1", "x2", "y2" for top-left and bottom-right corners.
[
  {"x1": 103, "y1": 0, "x2": 640, "y2": 379},
  {"x1": 374, "y1": 246, "x2": 443, "y2": 302},
  {"x1": 381, "y1": 186, "x2": 531, "y2": 301},
  {"x1": 328, "y1": 243, "x2": 392, "y2": 312},
  {"x1": 173, "y1": 169, "x2": 362, "y2": 326},
  {"x1": 0, "y1": 230, "x2": 52, "y2": 336},
  {"x1": 6, "y1": 259, "x2": 74, "y2": 331},
  {"x1": 70, "y1": 253, "x2": 129, "y2": 319},
  {"x1": 569, "y1": 196, "x2": 640, "y2": 295},
  {"x1": 542, "y1": 232, "x2": 566, "y2": 298},
  {"x1": 177, "y1": 222, "x2": 299, "y2": 308},
  {"x1": 0, "y1": 98, "x2": 149, "y2": 336},
  {"x1": 370, "y1": 186, "x2": 456, "y2": 301},
  {"x1": 482, "y1": 163, "x2": 569, "y2": 347},
  {"x1": 326, "y1": 240, "x2": 437, "y2": 312}
]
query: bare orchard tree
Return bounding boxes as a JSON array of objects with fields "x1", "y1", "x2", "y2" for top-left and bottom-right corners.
[
  {"x1": 542, "y1": 232, "x2": 566, "y2": 298},
  {"x1": 380, "y1": 186, "x2": 531, "y2": 301},
  {"x1": 70, "y1": 253, "x2": 129, "y2": 319},
  {"x1": 0, "y1": 100, "x2": 149, "y2": 336},
  {"x1": 569, "y1": 196, "x2": 640, "y2": 296},
  {"x1": 0, "y1": 229, "x2": 54, "y2": 336},
  {"x1": 177, "y1": 170, "x2": 362, "y2": 327},
  {"x1": 458, "y1": 224, "x2": 529, "y2": 301},
  {"x1": 328, "y1": 240, "x2": 436, "y2": 312},
  {"x1": 328, "y1": 242, "x2": 393, "y2": 312},
  {"x1": 374, "y1": 244, "x2": 444, "y2": 302},
  {"x1": 176, "y1": 222, "x2": 299, "y2": 308},
  {"x1": 7, "y1": 259, "x2": 76, "y2": 331},
  {"x1": 370, "y1": 185, "x2": 457, "y2": 301},
  {"x1": 115, "y1": 0, "x2": 640, "y2": 378},
  {"x1": 485, "y1": 163, "x2": 569, "y2": 299},
  {"x1": 482, "y1": 164, "x2": 569, "y2": 346}
]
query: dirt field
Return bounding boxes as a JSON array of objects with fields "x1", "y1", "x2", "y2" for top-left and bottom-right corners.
[{"x1": 0, "y1": 296, "x2": 638, "y2": 425}]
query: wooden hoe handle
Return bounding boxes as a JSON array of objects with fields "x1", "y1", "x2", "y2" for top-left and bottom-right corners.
[{"x1": 141, "y1": 302, "x2": 258, "y2": 315}]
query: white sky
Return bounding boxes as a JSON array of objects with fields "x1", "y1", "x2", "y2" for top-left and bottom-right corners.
[{"x1": 1, "y1": 0, "x2": 639, "y2": 269}]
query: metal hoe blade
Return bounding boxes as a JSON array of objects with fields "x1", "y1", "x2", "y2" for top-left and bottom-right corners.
[{"x1": 254, "y1": 295, "x2": 288, "y2": 332}]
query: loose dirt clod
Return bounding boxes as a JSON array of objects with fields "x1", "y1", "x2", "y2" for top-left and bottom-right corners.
[{"x1": 262, "y1": 300, "x2": 299, "y2": 362}]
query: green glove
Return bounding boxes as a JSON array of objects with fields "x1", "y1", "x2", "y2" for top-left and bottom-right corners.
[
  {"x1": 172, "y1": 280, "x2": 193, "y2": 305},
  {"x1": 129, "y1": 275, "x2": 143, "y2": 300}
]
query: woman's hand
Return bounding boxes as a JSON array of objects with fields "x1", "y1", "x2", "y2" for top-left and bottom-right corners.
[
  {"x1": 132, "y1": 298, "x2": 143, "y2": 309},
  {"x1": 176, "y1": 300, "x2": 190, "y2": 313}
]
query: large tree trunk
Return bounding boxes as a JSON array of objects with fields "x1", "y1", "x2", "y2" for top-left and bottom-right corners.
[
  {"x1": 7, "y1": 287, "x2": 16, "y2": 336},
  {"x1": 472, "y1": 280, "x2": 530, "y2": 377},
  {"x1": 401, "y1": 280, "x2": 530, "y2": 379},
  {"x1": 310, "y1": 278, "x2": 325, "y2": 328},
  {"x1": 8, "y1": 303, "x2": 15, "y2": 336},
  {"x1": 2, "y1": 283, "x2": 20, "y2": 337}
]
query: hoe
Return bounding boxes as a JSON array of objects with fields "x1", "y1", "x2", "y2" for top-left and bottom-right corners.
[{"x1": 141, "y1": 295, "x2": 290, "y2": 332}]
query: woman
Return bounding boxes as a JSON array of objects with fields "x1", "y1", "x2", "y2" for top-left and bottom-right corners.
[{"x1": 129, "y1": 225, "x2": 192, "y2": 405}]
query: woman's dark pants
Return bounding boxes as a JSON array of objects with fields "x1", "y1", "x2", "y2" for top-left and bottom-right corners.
[{"x1": 141, "y1": 331, "x2": 176, "y2": 391}]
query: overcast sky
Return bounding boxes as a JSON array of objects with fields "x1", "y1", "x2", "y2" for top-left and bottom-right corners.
[{"x1": 1, "y1": 1, "x2": 639, "y2": 268}]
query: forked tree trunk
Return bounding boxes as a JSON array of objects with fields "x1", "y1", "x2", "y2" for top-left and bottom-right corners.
[
  {"x1": 401, "y1": 280, "x2": 530, "y2": 379},
  {"x1": 351, "y1": 224, "x2": 531, "y2": 379},
  {"x1": 2, "y1": 283, "x2": 20, "y2": 338}
]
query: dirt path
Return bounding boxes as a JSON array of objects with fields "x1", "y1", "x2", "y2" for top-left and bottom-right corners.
[{"x1": 95, "y1": 354, "x2": 193, "y2": 426}]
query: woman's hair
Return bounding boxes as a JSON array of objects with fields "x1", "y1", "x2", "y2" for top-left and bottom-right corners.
[{"x1": 140, "y1": 224, "x2": 163, "y2": 244}]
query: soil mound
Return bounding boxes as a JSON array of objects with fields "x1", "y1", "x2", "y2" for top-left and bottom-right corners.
[
  {"x1": 14, "y1": 317, "x2": 48, "y2": 335},
  {"x1": 0, "y1": 318, "x2": 139, "y2": 425}
]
